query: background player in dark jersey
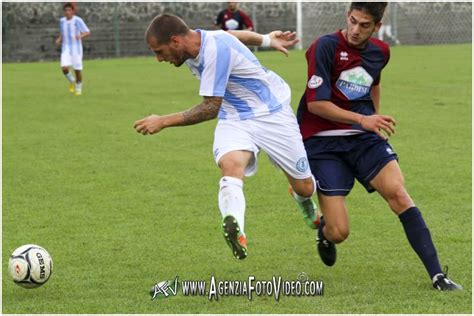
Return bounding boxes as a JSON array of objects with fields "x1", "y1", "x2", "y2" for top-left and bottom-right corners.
[
  {"x1": 214, "y1": 1, "x2": 254, "y2": 31},
  {"x1": 297, "y1": 2, "x2": 461, "y2": 291}
]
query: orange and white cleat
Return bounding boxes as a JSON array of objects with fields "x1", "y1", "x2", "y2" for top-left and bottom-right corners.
[{"x1": 222, "y1": 215, "x2": 247, "y2": 260}]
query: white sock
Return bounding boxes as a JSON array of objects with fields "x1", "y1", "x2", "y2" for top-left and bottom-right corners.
[
  {"x1": 292, "y1": 191, "x2": 310, "y2": 202},
  {"x1": 65, "y1": 72, "x2": 75, "y2": 84},
  {"x1": 75, "y1": 82, "x2": 82, "y2": 91},
  {"x1": 218, "y1": 176, "x2": 246, "y2": 236}
]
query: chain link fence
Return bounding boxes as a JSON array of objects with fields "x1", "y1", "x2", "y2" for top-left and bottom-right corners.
[
  {"x1": 300, "y1": 2, "x2": 472, "y2": 47},
  {"x1": 2, "y1": 2, "x2": 471, "y2": 63}
]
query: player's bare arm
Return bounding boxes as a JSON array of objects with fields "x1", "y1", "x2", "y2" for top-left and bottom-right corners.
[
  {"x1": 183, "y1": 96, "x2": 222, "y2": 125},
  {"x1": 371, "y1": 84, "x2": 381, "y2": 114},
  {"x1": 76, "y1": 31, "x2": 91, "y2": 40},
  {"x1": 55, "y1": 34, "x2": 62, "y2": 46},
  {"x1": 134, "y1": 96, "x2": 222, "y2": 135},
  {"x1": 308, "y1": 100, "x2": 396, "y2": 139},
  {"x1": 228, "y1": 30, "x2": 299, "y2": 56}
]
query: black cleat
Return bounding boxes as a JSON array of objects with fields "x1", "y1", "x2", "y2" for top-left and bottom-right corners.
[
  {"x1": 222, "y1": 215, "x2": 248, "y2": 260},
  {"x1": 316, "y1": 218, "x2": 336, "y2": 266},
  {"x1": 432, "y1": 267, "x2": 462, "y2": 291}
]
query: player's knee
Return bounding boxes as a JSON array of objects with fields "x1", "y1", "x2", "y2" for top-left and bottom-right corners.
[
  {"x1": 326, "y1": 225, "x2": 349, "y2": 244},
  {"x1": 219, "y1": 159, "x2": 245, "y2": 178},
  {"x1": 387, "y1": 185, "x2": 412, "y2": 210},
  {"x1": 332, "y1": 231, "x2": 349, "y2": 244},
  {"x1": 292, "y1": 178, "x2": 314, "y2": 198},
  {"x1": 61, "y1": 67, "x2": 69, "y2": 74}
]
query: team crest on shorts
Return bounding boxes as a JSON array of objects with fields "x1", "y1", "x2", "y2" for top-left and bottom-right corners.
[{"x1": 296, "y1": 157, "x2": 309, "y2": 172}]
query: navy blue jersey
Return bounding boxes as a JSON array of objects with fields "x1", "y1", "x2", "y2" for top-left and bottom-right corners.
[{"x1": 297, "y1": 30, "x2": 390, "y2": 140}]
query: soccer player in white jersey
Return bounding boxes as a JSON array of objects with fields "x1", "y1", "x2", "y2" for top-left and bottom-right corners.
[
  {"x1": 55, "y1": 2, "x2": 90, "y2": 96},
  {"x1": 134, "y1": 14, "x2": 319, "y2": 260}
]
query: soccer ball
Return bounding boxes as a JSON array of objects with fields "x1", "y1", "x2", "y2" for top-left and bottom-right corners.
[{"x1": 8, "y1": 244, "x2": 53, "y2": 289}]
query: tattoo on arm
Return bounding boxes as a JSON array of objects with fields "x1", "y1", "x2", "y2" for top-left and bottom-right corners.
[{"x1": 182, "y1": 97, "x2": 222, "y2": 125}]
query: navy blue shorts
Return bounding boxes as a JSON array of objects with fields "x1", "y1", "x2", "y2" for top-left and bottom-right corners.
[{"x1": 304, "y1": 133, "x2": 398, "y2": 196}]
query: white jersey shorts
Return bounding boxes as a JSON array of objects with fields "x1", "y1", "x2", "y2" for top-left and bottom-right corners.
[
  {"x1": 213, "y1": 105, "x2": 312, "y2": 179},
  {"x1": 60, "y1": 50, "x2": 83, "y2": 70}
]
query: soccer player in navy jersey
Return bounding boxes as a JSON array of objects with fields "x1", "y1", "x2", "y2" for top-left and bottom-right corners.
[
  {"x1": 214, "y1": 1, "x2": 254, "y2": 31},
  {"x1": 134, "y1": 14, "x2": 319, "y2": 260},
  {"x1": 297, "y1": 2, "x2": 461, "y2": 291}
]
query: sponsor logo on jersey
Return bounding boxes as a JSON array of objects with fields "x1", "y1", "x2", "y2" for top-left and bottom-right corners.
[
  {"x1": 340, "y1": 51, "x2": 349, "y2": 61},
  {"x1": 225, "y1": 18, "x2": 239, "y2": 30},
  {"x1": 336, "y1": 66, "x2": 373, "y2": 100},
  {"x1": 308, "y1": 75, "x2": 323, "y2": 89}
]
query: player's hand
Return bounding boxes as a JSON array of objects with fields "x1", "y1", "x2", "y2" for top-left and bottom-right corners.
[
  {"x1": 269, "y1": 30, "x2": 300, "y2": 57},
  {"x1": 360, "y1": 114, "x2": 396, "y2": 139},
  {"x1": 55, "y1": 38, "x2": 61, "y2": 46},
  {"x1": 133, "y1": 115, "x2": 165, "y2": 135}
]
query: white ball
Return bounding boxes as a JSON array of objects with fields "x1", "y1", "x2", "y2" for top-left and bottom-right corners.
[
  {"x1": 8, "y1": 244, "x2": 53, "y2": 289},
  {"x1": 225, "y1": 19, "x2": 239, "y2": 30}
]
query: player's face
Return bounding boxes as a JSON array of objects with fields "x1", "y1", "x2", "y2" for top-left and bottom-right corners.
[
  {"x1": 64, "y1": 7, "x2": 74, "y2": 20},
  {"x1": 148, "y1": 37, "x2": 187, "y2": 67},
  {"x1": 345, "y1": 9, "x2": 381, "y2": 48},
  {"x1": 228, "y1": 2, "x2": 238, "y2": 12}
]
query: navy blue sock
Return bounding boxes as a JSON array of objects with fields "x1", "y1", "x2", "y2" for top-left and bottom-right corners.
[
  {"x1": 399, "y1": 207, "x2": 442, "y2": 279},
  {"x1": 318, "y1": 216, "x2": 327, "y2": 241}
]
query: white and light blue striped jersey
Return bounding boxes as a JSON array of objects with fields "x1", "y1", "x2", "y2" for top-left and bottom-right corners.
[
  {"x1": 185, "y1": 30, "x2": 291, "y2": 121},
  {"x1": 59, "y1": 16, "x2": 89, "y2": 56}
]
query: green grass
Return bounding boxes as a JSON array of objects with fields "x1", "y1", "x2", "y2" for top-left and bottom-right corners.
[{"x1": 2, "y1": 44, "x2": 471, "y2": 313}]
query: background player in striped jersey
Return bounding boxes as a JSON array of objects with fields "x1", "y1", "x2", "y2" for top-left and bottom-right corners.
[
  {"x1": 134, "y1": 14, "x2": 319, "y2": 260},
  {"x1": 297, "y1": 2, "x2": 461, "y2": 291},
  {"x1": 55, "y1": 2, "x2": 90, "y2": 96}
]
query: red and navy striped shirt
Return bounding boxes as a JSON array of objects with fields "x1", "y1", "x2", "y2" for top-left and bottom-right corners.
[{"x1": 297, "y1": 30, "x2": 390, "y2": 140}]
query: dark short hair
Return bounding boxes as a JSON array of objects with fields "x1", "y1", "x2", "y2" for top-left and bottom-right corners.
[
  {"x1": 63, "y1": 2, "x2": 74, "y2": 11},
  {"x1": 350, "y1": 2, "x2": 388, "y2": 24},
  {"x1": 145, "y1": 14, "x2": 190, "y2": 45}
]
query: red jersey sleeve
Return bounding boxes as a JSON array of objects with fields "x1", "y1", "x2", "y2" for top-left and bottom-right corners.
[{"x1": 239, "y1": 11, "x2": 254, "y2": 30}]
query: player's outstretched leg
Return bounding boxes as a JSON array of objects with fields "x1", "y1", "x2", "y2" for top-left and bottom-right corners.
[
  {"x1": 62, "y1": 67, "x2": 75, "y2": 93},
  {"x1": 74, "y1": 70, "x2": 82, "y2": 96},
  {"x1": 289, "y1": 186, "x2": 320, "y2": 229},
  {"x1": 75, "y1": 82, "x2": 82, "y2": 96},
  {"x1": 316, "y1": 217, "x2": 337, "y2": 266},
  {"x1": 287, "y1": 176, "x2": 320, "y2": 229},
  {"x1": 399, "y1": 207, "x2": 462, "y2": 291},
  {"x1": 222, "y1": 215, "x2": 247, "y2": 260},
  {"x1": 218, "y1": 176, "x2": 247, "y2": 260}
]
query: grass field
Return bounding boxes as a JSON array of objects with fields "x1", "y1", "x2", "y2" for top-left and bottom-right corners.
[{"x1": 2, "y1": 44, "x2": 472, "y2": 313}]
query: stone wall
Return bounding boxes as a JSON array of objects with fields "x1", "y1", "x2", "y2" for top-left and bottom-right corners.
[{"x1": 2, "y1": 2, "x2": 471, "y2": 62}]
